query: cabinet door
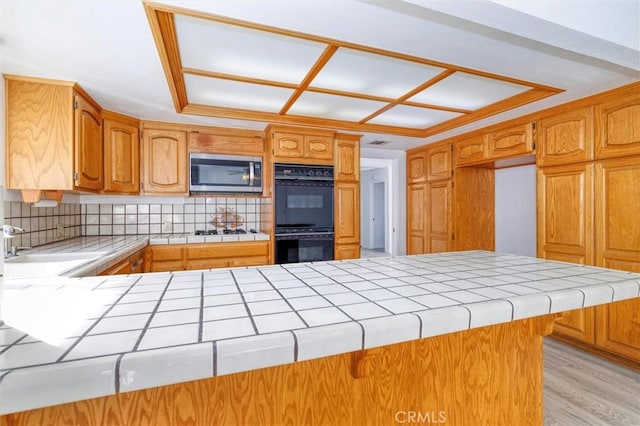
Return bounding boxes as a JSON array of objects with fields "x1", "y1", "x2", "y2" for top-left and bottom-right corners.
[
  {"x1": 305, "y1": 135, "x2": 333, "y2": 161},
  {"x1": 335, "y1": 135, "x2": 360, "y2": 182},
  {"x1": 103, "y1": 114, "x2": 140, "y2": 193},
  {"x1": 486, "y1": 123, "x2": 533, "y2": 160},
  {"x1": 74, "y1": 94, "x2": 103, "y2": 191},
  {"x1": 427, "y1": 144, "x2": 452, "y2": 181},
  {"x1": 595, "y1": 156, "x2": 640, "y2": 272},
  {"x1": 454, "y1": 135, "x2": 486, "y2": 166},
  {"x1": 407, "y1": 151, "x2": 427, "y2": 183},
  {"x1": 553, "y1": 308, "x2": 596, "y2": 344},
  {"x1": 595, "y1": 90, "x2": 640, "y2": 159},
  {"x1": 335, "y1": 244, "x2": 360, "y2": 260},
  {"x1": 142, "y1": 129, "x2": 188, "y2": 194},
  {"x1": 273, "y1": 132, "x2": 304, "y2": 158},
  {"x1": 537, "y1": 106, "x2": 594, "y2": 167},
  {"x1": 537, "y1": 163, "x2": 594, "y2": 265},
  {"x1": 427, "y1": 180, "x2": 453, "y2": 253},
  {"x1": 335, "y1": 182, "x2": 360, "y2": 246},
  {"x1": 407, "y1": 183, "x2": 426, "y2": 254},
  {"x1": 6, "y1": 78, "x2": 74, "y2": 189},
  {"x1": 595, "y1": 299, "x2": 640, "y2": 362}
]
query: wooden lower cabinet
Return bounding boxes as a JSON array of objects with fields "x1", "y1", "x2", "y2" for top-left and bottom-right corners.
[
  {"x1": 99, "y1": 249, "x2": 145, "y2": 275},
  {"x1": 0, "y1": 316, "x2": 555, "y2": 426},
  {"x1": 144, "y1": 242, "x2": 269, "y2": 272},
  {"x1": 595, "y1": 299, "x2": 640, "y2": 362},
  {"x1": 553, "y1": 308, "x2": 595, "y2": 344},
  {"x1": 407, "y1": 183, "x2": 426, "y2": 254},
  {"x1": 427, "y1": 179, "x2": 453, "y2": 253},
  {"x1": 335, "y1": 244, "x2": 360, "y2": 260}
]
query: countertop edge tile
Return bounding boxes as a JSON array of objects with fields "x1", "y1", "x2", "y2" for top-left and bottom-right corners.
[
  {"x1": 466, "y1": 300, "x2": 514, "y2": 329},
  {"x1": 414, "y1": 306, "x2": 471, "y2": 338},
  {"x1": 0, "y1": 355, "x2": 119, "y2": 415},
  {"x1": 609, "y1": 280, "x2": 640, "y2": 301},
  {"x1": 547, "y1": 289, "x2": 585, "y2": 313},
  {"x1": 216, "y1": 332, "x2": 294, "y2": 376},
  {"x1": 119, "y1": 342, "x2": 214, "y2": 393},
  {"x1": 359, "y1": 313, "x2": 421, "y2": 349},
  {"x1": 507, "y1": 294, "x2": 551, "y2": 321},
  {"x1": 293, "y1": 323, "x2": 363, "y2": 362}
]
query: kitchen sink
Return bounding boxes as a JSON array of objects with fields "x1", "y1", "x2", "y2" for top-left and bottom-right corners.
[{"x1": 4, "y1": 251, "x2": 109, "y2": 278}]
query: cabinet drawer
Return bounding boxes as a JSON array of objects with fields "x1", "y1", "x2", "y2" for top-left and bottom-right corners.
[
  {"x1": 229, "y1": 256, "x2": 268, "y2": 267},
  {"x1": 150, "y1": 246, "x2": 184, "y2": 261},
  {"x1": 149, "y1": 260, "x2": 184, "y2": 273}
]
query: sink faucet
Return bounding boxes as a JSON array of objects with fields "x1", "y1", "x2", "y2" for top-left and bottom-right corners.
[{"x1": 3, "y1": 225, "x2": 26, "y2": 257}]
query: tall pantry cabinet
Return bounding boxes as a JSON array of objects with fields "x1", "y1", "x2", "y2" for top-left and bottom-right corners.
[
  {"x1": 406, "y1": 143, "x2": 454, "y2": 254},
  {"x1": 537, "y1": 88, "x2": 640, "y2": 363}
]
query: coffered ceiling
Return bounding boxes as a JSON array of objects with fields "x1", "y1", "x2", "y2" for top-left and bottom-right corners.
[
  {"x1": 145, "y1": 2, "x2": 560, "y2": 138},
  {"x1": 1, "y1": 0, "x2": 638, "y2": 150}
]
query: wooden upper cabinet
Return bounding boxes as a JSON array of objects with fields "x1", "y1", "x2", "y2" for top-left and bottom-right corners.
[
  {"x1": 485, "y1": 122, "x2": 533, "y2": 160},
  {"x1": 74, "y1": 94, "x2": 103, "y2": 191},
  {"x1": 595, "y1": 89, "x2": 640, "y2": 159},
  {"x1": 269, "y1": 126, "x2": 334, "y2": 164},
  {"x1": 427, "y1": 143, "x2": 453, "y2": 181},
  {"x1": 334, "y1": 133, "x2": 361, "y2": 182},
  {"x1": 594, "y1": 156, "x2": 640, "y2": 271},
  {"x1": 537, "y1": 106, "x2": 594, "y2": 167},
  {"x1": 190, "y1": 130, "x2": 265, "y2": 155},
  {"x1": 537, "y1": 162, "x2": 594, "y2": 266},
  {"x1": 306, "y1": 135, "x2": 333, "y2": 161},
  {"x1": 273, "y1": 132, "x2": 304, "y2": 158},
  {"x1": 407, "y1": 150, "x2": 427, "y2": 183},
  {"x1": 335, "y1": 182, "x2": 360, "y2": 246},
  {"x1": 141, "y1": 128, "x2": 188, "y2": 194},
  {"x1": 454, "y1": 134, "x2": 486, "y2": 167},
  {"x1": 103, "y1": 111, "x2": 140, "y2": 194},
  {"x1": 5, "y1": 75, "x2": 102, "y2": 193}
]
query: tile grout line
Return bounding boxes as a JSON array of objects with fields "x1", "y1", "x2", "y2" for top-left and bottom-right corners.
[
  {"x1": 130, "y1": 275, "x2": 175, "y2": 353},
  {"x1": 56, "y1": 275, "x2": 143, "y2": 362}
]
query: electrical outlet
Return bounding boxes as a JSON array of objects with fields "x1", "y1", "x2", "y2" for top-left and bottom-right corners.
[
  {"x1": 56, "y1": 223, "x2": 65, "y2": 237},
  {"x1": 162, "y1": 220, "x2": 173, "y2": 233}
]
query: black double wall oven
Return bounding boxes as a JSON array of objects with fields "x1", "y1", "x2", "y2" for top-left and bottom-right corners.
[{"x1": 275, "y1": 164, "x2": 334, "y2": 264}]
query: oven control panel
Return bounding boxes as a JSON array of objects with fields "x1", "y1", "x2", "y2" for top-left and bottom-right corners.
[{"x1": 275, "y1": 164, "x2": 334, "y2": 180}]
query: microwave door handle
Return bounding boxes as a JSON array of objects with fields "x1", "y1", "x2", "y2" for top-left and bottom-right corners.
[{"x1": 249, "y1": 162, "x2": 255, "y2": 186}]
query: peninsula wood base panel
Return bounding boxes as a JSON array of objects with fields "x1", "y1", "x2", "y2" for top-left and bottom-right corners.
[{"x1": 0, "y1": 315, "x2": 554, "y2": 426}]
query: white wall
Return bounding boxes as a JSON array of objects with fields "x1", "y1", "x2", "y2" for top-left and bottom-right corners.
[
  {"x1": 361, "y1": 147, "x2": 406, "y2": 255},
  {"x1": 495, "y1": 164, "x2": 536, "y2": 256}
]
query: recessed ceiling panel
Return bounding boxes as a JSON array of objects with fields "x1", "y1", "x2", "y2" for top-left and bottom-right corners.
[
  {"x1": 185, "y1": 74, "x2": 294, "y2": 112},
  {"x1": 310, "y1": 48, "x2": 446, "y2": 98},
  {"x1": 175, "y1": 14, "x2": 326, "y2": 84},
  {"x1": 367, "y1": 105, "x2": 462, "y2": 129},
  {"x1": 288, "y1": 92, "x2": 387, "y2": 122},
  {"x1": 409, "y1": 72, "x2": 530, "y2": 109}
]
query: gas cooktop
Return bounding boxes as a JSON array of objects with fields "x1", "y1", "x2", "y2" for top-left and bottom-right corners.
[{"x1": 194, "y1": 229, "x2": 253, "y2": 236}]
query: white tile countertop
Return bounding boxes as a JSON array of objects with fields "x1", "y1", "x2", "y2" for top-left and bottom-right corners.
[
  {"x1": 0, "y1": 251, "x2": 639, "y2": 414},
  {"x1": 2, "y1": 233, "x2": 271, "y2": 279}
]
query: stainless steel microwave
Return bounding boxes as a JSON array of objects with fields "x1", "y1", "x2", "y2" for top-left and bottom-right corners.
[{"x1": 189, "y1": 153, "x2": 262, "y2": 194}]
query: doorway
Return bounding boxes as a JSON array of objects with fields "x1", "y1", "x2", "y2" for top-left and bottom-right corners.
[{"x1": 372, "y1": 181, "x2": 385, "y2": 249}]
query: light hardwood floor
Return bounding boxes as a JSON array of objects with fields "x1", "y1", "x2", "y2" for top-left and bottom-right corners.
[{"x1": 544, "y1": 339, "x2": 640, "y2": 426}]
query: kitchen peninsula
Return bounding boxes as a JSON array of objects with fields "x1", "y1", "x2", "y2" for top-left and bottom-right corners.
[{"x1": 1, "y1": 250, "x2": 638, "y2": 425}]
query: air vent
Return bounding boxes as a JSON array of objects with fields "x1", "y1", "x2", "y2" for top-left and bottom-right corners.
[{"x1": 367, "y1": 140, "x2": 390, "y2": 146}]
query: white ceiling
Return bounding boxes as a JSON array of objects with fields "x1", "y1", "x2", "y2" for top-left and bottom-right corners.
[{"x1": 1, "y1": 0, "x2": 638, "y2": 151}]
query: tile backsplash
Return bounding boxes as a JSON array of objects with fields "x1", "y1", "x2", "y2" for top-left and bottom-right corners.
[
  {"x1": 3, "y1": 202, "x2": 82, "y2": 248},
  {"x1": 3, "y1": 197, "x2": 264, "y2": 248},
  {"x1": 81, "y1": 197, "x2": 262, "y2": 236}
]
